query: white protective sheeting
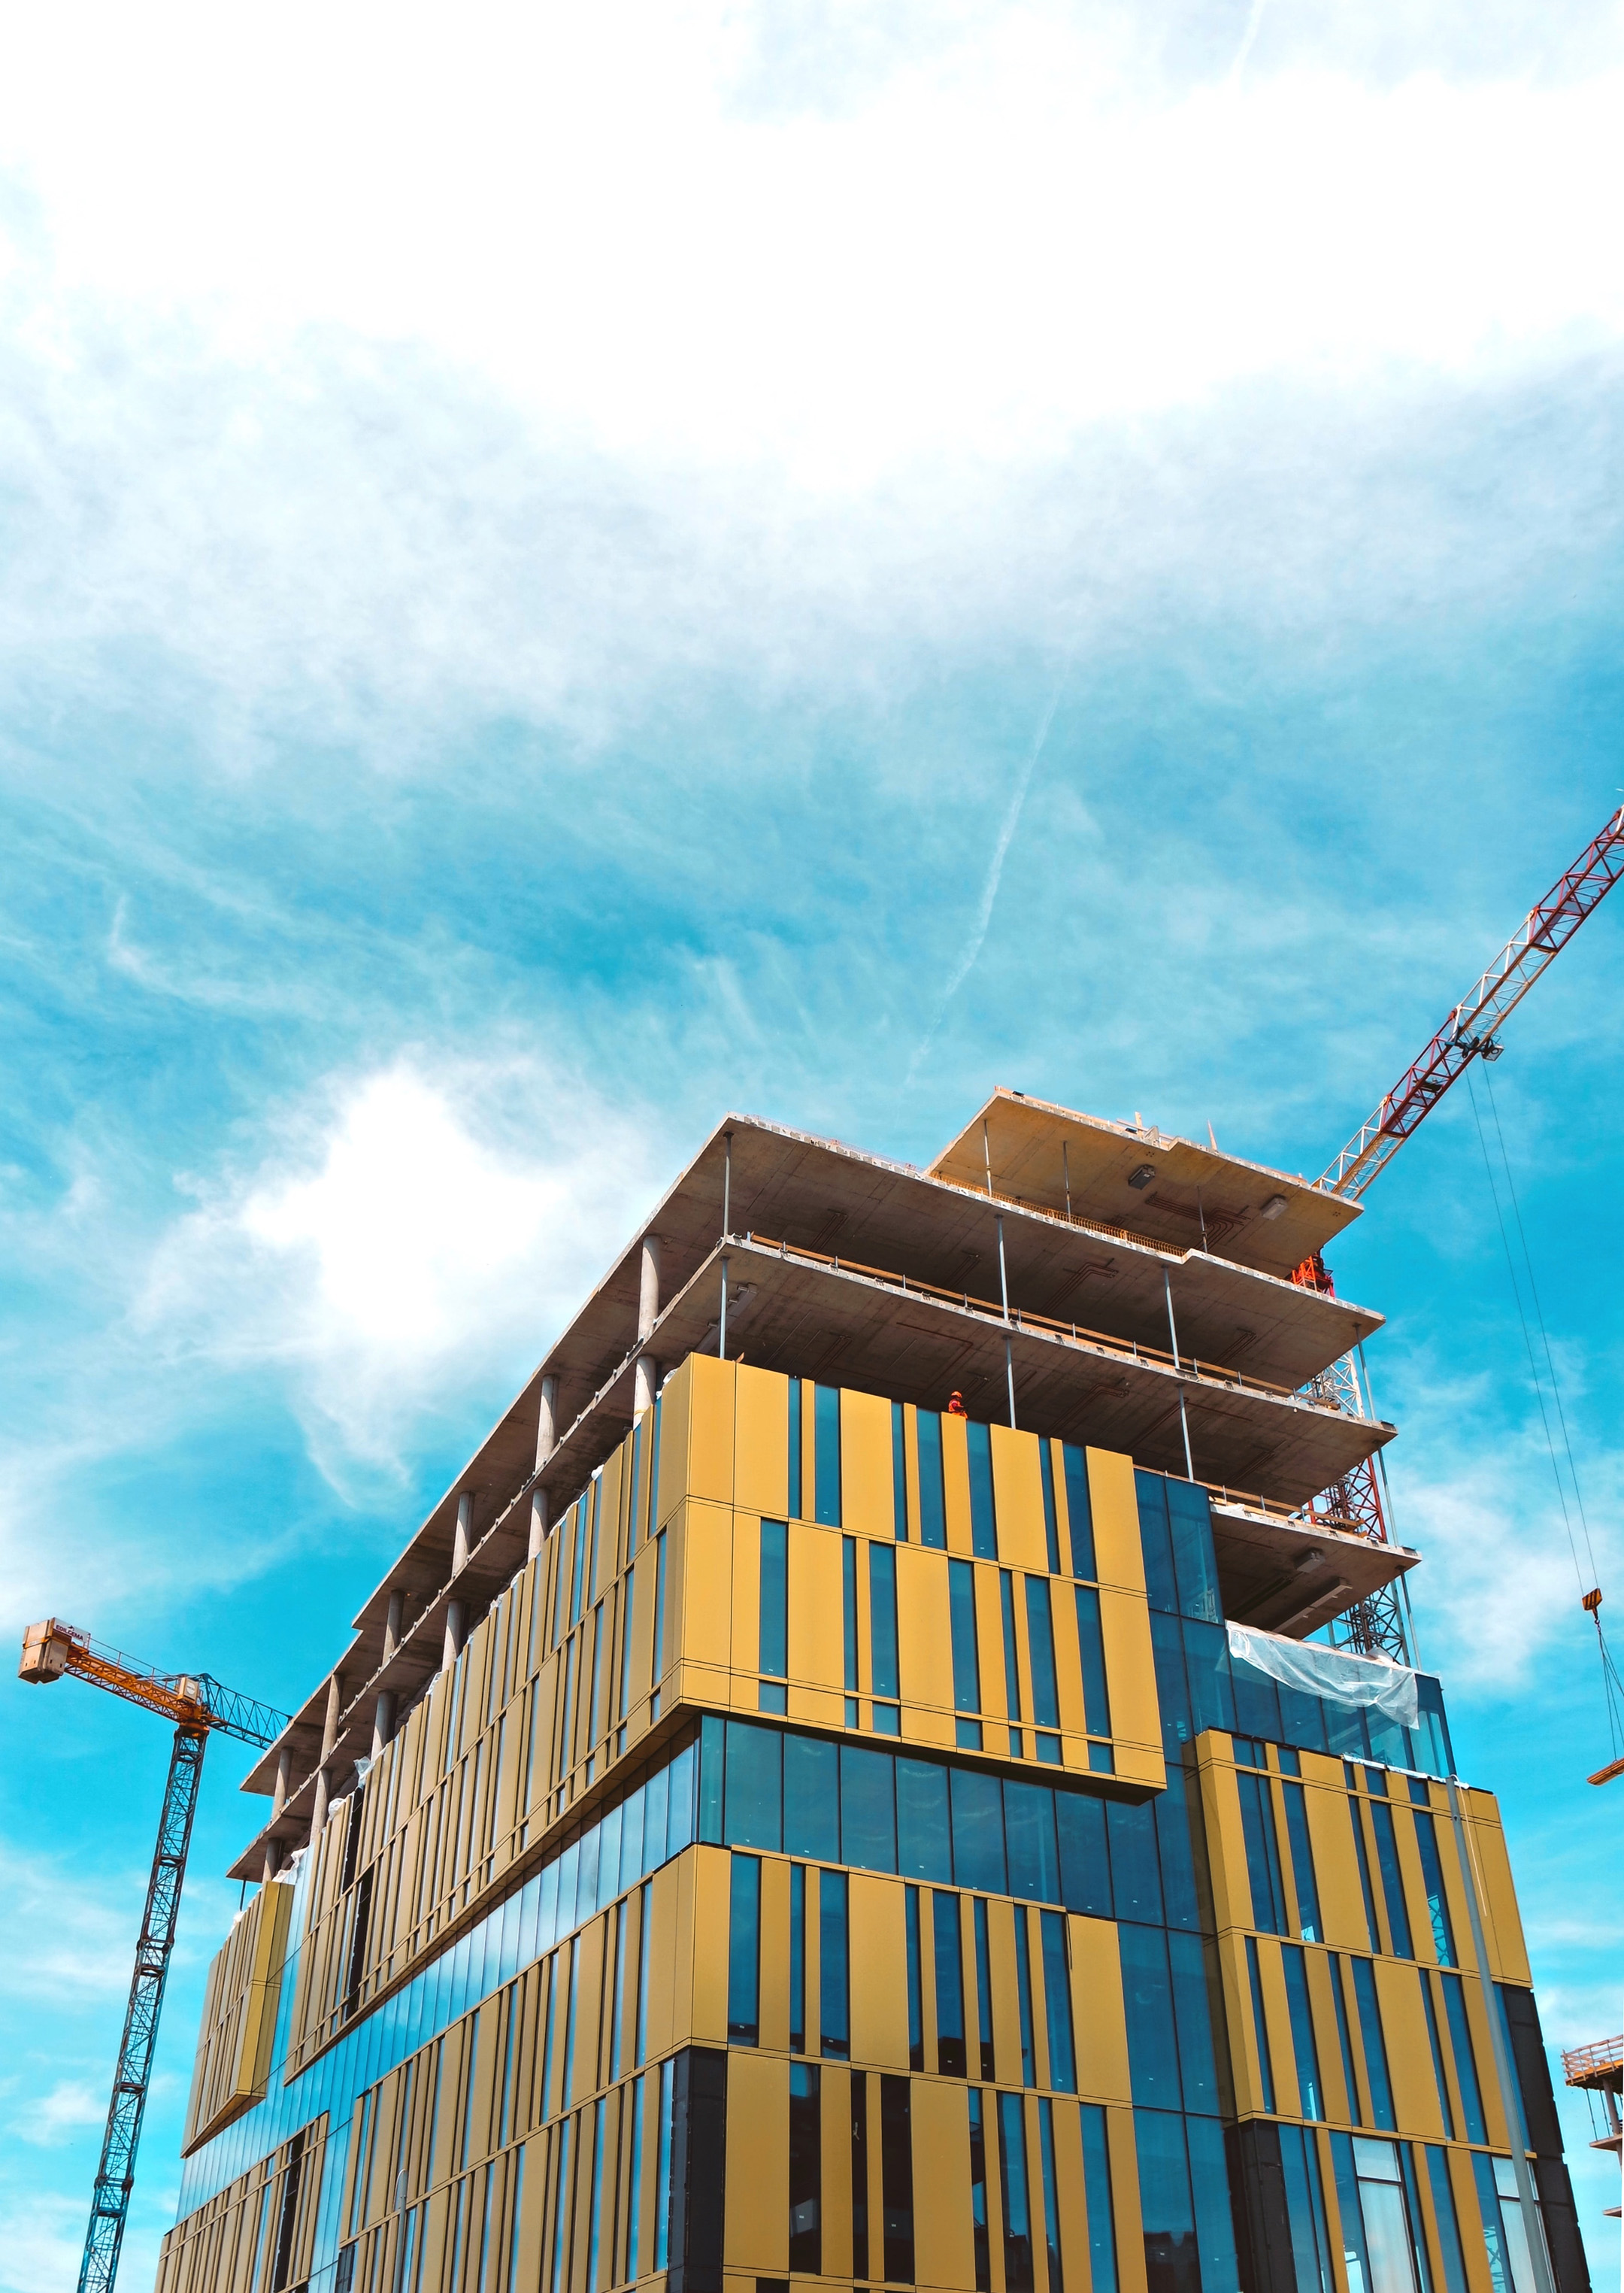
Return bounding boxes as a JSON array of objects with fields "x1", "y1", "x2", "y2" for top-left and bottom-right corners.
[{"x1": 1226, "y1": 1622, "x2": 1419, "y2": 1730}]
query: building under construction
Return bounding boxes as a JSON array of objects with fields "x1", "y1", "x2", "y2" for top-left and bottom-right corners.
[{"x1": 155, "y1": 1090, "x2": 1593, "y2": 2293}]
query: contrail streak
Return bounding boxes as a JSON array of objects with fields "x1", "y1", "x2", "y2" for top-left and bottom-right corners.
[{"x1": 905, "y1": 654, "x2": 1075, "y2": 1086}]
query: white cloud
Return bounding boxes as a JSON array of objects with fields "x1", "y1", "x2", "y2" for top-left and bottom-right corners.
[
  {"x1": 138, "y1": 1056, "x2": 671, "y2": 1481},
  {"x1": 9, "y1": 2081, "x2": 105, "y2": 2149}
]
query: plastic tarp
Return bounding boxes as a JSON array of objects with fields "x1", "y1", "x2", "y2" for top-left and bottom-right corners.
[{"x1": 1226, "y1": 1622, "x2": 1419, "y2": 1730}]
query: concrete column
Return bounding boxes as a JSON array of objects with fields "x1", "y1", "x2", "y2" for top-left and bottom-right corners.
[
  {"x1": 262, "y1": 1837, "x2": 283, "y2": 1884},
  {"x1": 634, "y1": 1235, "x2": 662, "y2": 1415},
  {"x1": 529, "y1": 1373, "x2": 559, "y2": 1561},
  {"x1": 320, "y1": 1672, "x2": 344, "y2": 1762},
  {"x1": 372, "y1": 1689, "x2": 397, "y2": 1761},
  {"x1": 272, "y1": 1746, "x2": 292, "y2": 1820},
  {"x1": 443, "y1": 1599, "x2": 466, "y2": 1674},
  {"x1": 310, "y1": 1767, "x2": 330, "y2": 1841},
  {"x1": 382, "y1": 1589, "x2": 404, "y2": 1665},
  {"x1": 453, "y1": 1491, "x2": 474, "y2": 1576}
]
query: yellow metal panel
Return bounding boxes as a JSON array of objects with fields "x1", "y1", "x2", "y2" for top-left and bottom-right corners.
[
  {"x1": 1113, "y1": 1744, "x2": 1166, "y2": 1790},
  {"x1": 1447, "y1": 2146, "x2": 1496, "y2": 2293},
  {"x1": 903, "y1": 1406, "x2": 923, "y2": 1542},
  {"x1": 1305, "y1": 1952, "x2": 1353, "y2": 2125},
  {"x1": 986, "y1": 1898, "x2": 1021, "y2": 2087},
  {"x1": 1051, "y1": 1576, "x2": 1086, "y2": 1738},
  {"x1": 850, "y1": 1874, "x2": 910, "y2": 2068},
  {"x1": 731, "y1": 1510, "x2": 762, "y2": 1681},
  {"x1": 656, "y1": 1358, "x2": 692, "y2": 1528},
  {"x1": 735, "y1": 1363, "x2": 789, "y2": 1520},
  {"x1": 1050, "y1": 2098, "x2": 1088, "y2": 2293},
  {"x1": 1069, "y1": 1918, "x2": 1132, "y2": 2104},
  {"x1": 913, "y1": 2077, "x2": 975, "y2": 2291},
  {"x1": 1106, "y1": 2104, "x2": 1150, "y2": 2293},
  {"x1": 788, "y1": 1519, "x2": 844, "y2": 1691},
  {"x1": 1374, "y1": 1961, "x2": 1444, "y2": 2139},
  {"x1": 1216, "y1": 1933, "x2": 1266, "y2": 2119},
  {"x1": 692, "y1": 1354, "x2": 738, "y2": 1507},
  {"x1": 644, "y1": 1861, "x2": 680, "y2": 2063},
  {"x1": 1461, "y1": 1792, "x2": 1532, "y2": 1985},
  {"x1": 822, "y1": 2069, "x2": 853, "y2": 2276},
  {"x1": 1461, "y1": 1976, "x2": 1513, "y2": 2150},
  {"x1": 597, "y1": 1452, "x2": 625, "y2": 1601},
  {"x1": 570, "y1": 1924, "x2": 605, "y2": 2110},
  {"x1": 898, "y1": 1546, "x2": 955, "y2": 1715},
  {"x1": 943, "y1": 1412, "x2": 972, "y2": 1554},
  {"x1": 1086, "y1": 1449, "x2": 1144, "y2": 1593},
  {"x1": 975, "y1": 1566, "x2": 1008, "y2": 1721},
  {"x1": 759, "y1": 1858, "x2": 790, "y2": 2055},
  {"x1": 723, "y1": 2052, "x2": 789, "y2": 2271},
  {"x1": 1256, "y1": 1940, "x2": 1301, "y2": 2119},
  {"x1": 675, "y1": 1500, "x2": 733, "y2": 1673},
  {"x1": 843, "y1": 1387, "x2": 895, "y2": 1540},
  {"x1": 1302, "y1": 1776, "x2": 1369, "y2": 1954},
  {"x1": 692, "y1": 1846, "x2": 731, "y2": 2044},
  {"x1": 990, "y1": 1427, "x2": 1047, "y2": 1570},
  {"x1": 1098, "y1": 1588, "x2": 1161, "y2": 1771}
]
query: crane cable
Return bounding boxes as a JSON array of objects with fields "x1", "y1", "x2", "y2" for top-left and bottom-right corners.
[{"x1": 1464, "y1": 1063, "x2": 1624, "y2": 1760}]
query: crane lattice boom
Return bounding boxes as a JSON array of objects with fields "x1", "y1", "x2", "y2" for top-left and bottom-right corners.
[
  {"x1": 1316, "y1": 806, "x2": 1624, "y2": 1201},
  {"x1": 17, "y1": 1620, "x2": 286, "y2": 2293}
]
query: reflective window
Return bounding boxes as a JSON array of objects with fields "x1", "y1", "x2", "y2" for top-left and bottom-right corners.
[
  {"x1": 1412, "y1": 1812, "x2": 1456, "y2": 1965},
  {"x1": 819, "y1": 1870, "x2": 849, "y2": 2059},
  {"x1": 998, "y1": 2091, "x2": 1035, "y2": 2293},
  {"x1": 1238, "y1": 1770, "x2": 1287, "y2": 1936},
  {"x1": 850, "y1": 2070, "x2": 869, "y2": 2281},
  {"x1": 933, "y1": 1891, "x2": 966, "y2": 2076},
  {"x1": 1038, "y1": 2099, "x2": 1065, "y2": 2293},
  {"x1": 759, "y1": 1520, "x2": 788, "y2": 1682},
  {"x1": 1014, "y1": 1907, "x2": 1038, "y2": 2088},
  {"x1": 1039, "y1": 1442, "x2": 1062, "y2": 1575},
  {"x1": 1279, "y1": 2122, "x2": 1336, "y2": 2293},
  {"x1": 950, "y1": 1560, "x2": 982, "y2": 1715},
  {"x1": 788, "y1": 1378, "x2": 803, "y2": 1519},
  {"x1": 1283, "y1": 1781, "x2": 1323, "y2": 1942},
  {"x1": 1438, "y1": 1973, "x2": 1487, "y2": 2143},
  {"x1": 897, "y1": 1756, "x2": 952, "y2": 1884},
  {"x1": 1352, "y1": 1958, "x2": 1398, "y2": 2131},
  {"x1": 968, "y1": 1420, "x2": 998, "y2": 1559},
  {"x1": 1332, "y1": 2133, "x2": 1423, "y2": 2293},
  {"x1": 1081, "y1": 2104, "x2": 1118, "y2": 2293},
  {"x1": 1246, "y1": 1936, "x2": 1277, "y2": 2114},
  {"x1": 1425, "y1": 2146, "x2": 1471, "y2": 2293},
  {"x1": 904, "y1": 1886, "x2": 923, "y2": 2070},
  {"x1": 880, "y1": 2075, "x2": 914, "y2": 2283},
  {"x1": 974, "y1": 1899, "x2": 995, "y2": 2079},
  {"x1": 1062, "y1": 1444, "x2": 1096, "y2": 1580},
  {"x1": 1074, "y1": 1588, "x2": 1112, "y2": 1739},
  {"x1": 917, "y1": 1412, "x2": 947, "y2": 1548},
  {"x1": 784, "y1": 1732, "x2": 839, "y2": 1862},
  {"x1": 789, "y1": 2063, "x2": 822, "y2": 2273},
  {"x1": 1026, "y1": 1580, "x2": 1061, "y2": 1730},
  {"x1": 1121, "y1": 1924, "x2": 1182, "y2": 2109},
  {"x1": 952, "y1": 1767, "x2": 1007, "y2": 1895},
  {"x1": 892, "y1": 1403, "x2": 907, "y2": 1540},
  {"x1": 1282, "y1": 1943, "x2": 1324, "y2": 2119},
  {"x1": 724, "y1": 1718, "x2": 781, "y2": 1851},
  {"x1": 814, "y1": 1384, "x2": 842, "y2": 1527},
  {"x1": 1350, "y1": 1800, "x2": 1383, "y2": 1953},
  {"x1": 1134, "y1": 2107, "x2": 1200, "y2": 2293},
  {"x1": 870, "y1": 1543, "x2": 899, "y2": 1700},
  {"x1": 1168, "y1": 1931, "x2": 1224, "y2": 2117},
  {"x1": 729, "y1": 1858, "x2": 762, "y2": 2040},
  {"x1": 1420, "y1": 1974, "x2": 1456, "y2": 2140},
  {"x1": 1040, "y1": 1911, "x2": 1076, "y2": 2093},
  {"x1": 969, "y1": 2091, "x2": 992, "y2": 2292},
  {"x1": 789, "y1": 1864, "x2": 806, "y2": 2055},
  {"x1": 1371, "y1": 1802, "x2": 1415, "y2": 1958},
  {"x1": 841, "y1": 1743, "x2": 896, "y2": 1873}
]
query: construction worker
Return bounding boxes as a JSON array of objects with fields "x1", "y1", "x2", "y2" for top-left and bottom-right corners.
[{"x1": 947, "y1": 1390, "x2": 968, "y2": 1417}]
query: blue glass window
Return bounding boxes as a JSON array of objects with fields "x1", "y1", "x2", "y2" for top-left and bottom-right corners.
[
  {"x1": 789, "y1": 2062, "x2": 822, "y2": 2273},
  {"x1": 851, "y1": 2070, "x2": 870, "y2": 2281},
  {"x1": 1371, "y1": 1800, "x2": 1415, "y2": 1958},
  {"x1": 1081, "y1": 2105, "x2": 1118, "y2": 2293},
  {"x1": 784, "y1": 1734, "x2": 838, "y2": 1863},
  {"x1": 1350, "y1": 1797, "x2": 1383, "y2": 1953},
  {"x1": 1005, "y1": 1782, "x2": 1059, "y2": 1906},
  {"x1": 789, "y1": 1864, "x2": 806, "y2": 2055},
  {"x1": 1107, "y1": 1800, "x2": 1164, "y2": 1926},
  {"x1": 933, "y1": 1892, "x2": 966, "y2": 2076},
  {"x1": 814, "y1": 1385, "x2": 842, "y2": 1527},
  {"x1": 1074, "y1": 1586, "x2": 1112, "y2": 1738},
  {"x1": 974, "y1": 1898, "x2": 995, "y2": 2079},
  {"x1": 1166, "y1": 1480, "x2": 1220, "y2": 1622},
  {"x1": 892, "y1": 1403, "x2": 907, "y2": 1539},
  {"x1": 840, "y1": 1744, "x2": 896, "y2": 1873},
  {"x1": 1283, "y1": 1781, "x2": 1322, "y2": 1942},
  {"x1": 1277, "y1": 2122, "x2": 1335, "y2": 2293},
  {"x1": 651, "y1": 1532, "x2": 668, "y2": 1691},
  {"x1": 1168, "y1": 1931, "x2": 1223, "y2": 2116},
  {"x1": 1120, "y1": 1924, "x2": 1182, "y2": 2109},
  {"x1": 1039, "y1": 1442, "x2": 1062, "y2": 1573},
  {"x1": 950, "y1": 1561, "x2": 982, "y2": 1714},
  {"x1": 952, "y1": 1768, "x2": 1007, "y2": 1895},
  {"x1": 1425, "y1": 2146, "x2": 1471, "y2": 2293},
  {"x1": 788, "y1": 1378, "x2": 802, "y2": 1519},
  {"x1": 759, "y1": 1520, "x2": 788, "y2": 1680},
  {"x1": 1025, "y1": 1579, "x2": 1060, "y2": 1730},
  {"x1": 1134, "y1": 2109, "x2": 1199, "y2": 2293},
  {"x1": 896, "y1": 1757, "x2": 952, "y2": 1882},
  {"x1": 1413, "y1": 1812, "x2": 1456, "y2": 1965},
  {"x1": 1063, "y1": 1445, "x2": 1096, "y2": 1579},
  {"x1": 553, "y1": 2116, "x2": 574, "y2": 2291},
  {"x1": 880, "y1": 2075, "x2": 914, "y2": 2282},
  {"x1": 917, "y1": 1412, "x2": 947, "y2": 1548},
  {"x1": 968, "y1": 1421, "x2": 998, "y2": 1559},
  {"x1": 1439, "y1": 1973, "x2": 1487, "y2": 2143},
  {"x1": 1058, "y1": 1789, "x2": 1111, "y2": 1918},
  {"x1": 820, "y1": 1870, "x2": 849, "y2": 2059},
  {"x1": 1421, "y1": 1973, "x2": 1456, "y2": 2138},
  {"x1": 1327, "y1": 1955, "x2": 1361, "y2": 2124},
  {"x1": 1352, "y1": 1958, "x2": 1398, "y2": 2131},
  {"x1": 1238, "y1": 1770, "x2": 1287, "y2": 1935},
  {"x1": 1038, "y1": 2100, "x2": 1065, "y2": 2293},
  {"x1": 1282, "y1": 1943, "x2": 1324, "y2": 2119},
  {"x1": 1040, "y1": 1911, "x2": 1076, "y2": 2092},
  {"x1": 870, "y1": 1543, "x2": 899, "y2": 1700},
  {"x1": 1246, "y1": 1936, "x2": 1277, "y2": 2113},
  {"x1": 653, "y1": 2062, "x2": 673, "y2": 2269},
  {"x1": 998, "y1": 2091, "x2": 1035, "y2": 2293},
  {"x1": 1014, "y1": 1907, "x2": 1038, "y2": 2088},
  {"x1": 1001, "y1": 1570, "x2": 1023, "y2": 1724},
  {"x1": 724, "y1": 1718, "x2": 781, "y2": 1850},
  {"x1": 1134, "y1": 1472, "x2": 1177, "y2": 1613},
  {"x1": 626, "y1": 2076, "x2": 646, "y2": 2275}
]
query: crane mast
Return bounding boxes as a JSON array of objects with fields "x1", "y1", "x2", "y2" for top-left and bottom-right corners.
[
  {"x1": 1301, "y1": 807, "x2": 1624, "y2": 1661},
  {"x1": 18, "y1": 1621, "x2": 286, "y2": 2293}
]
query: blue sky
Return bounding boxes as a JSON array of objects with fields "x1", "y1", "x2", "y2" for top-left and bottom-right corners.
[{"x1": 2, "y1": 2, "x2": 1623, "y2": 2284}]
